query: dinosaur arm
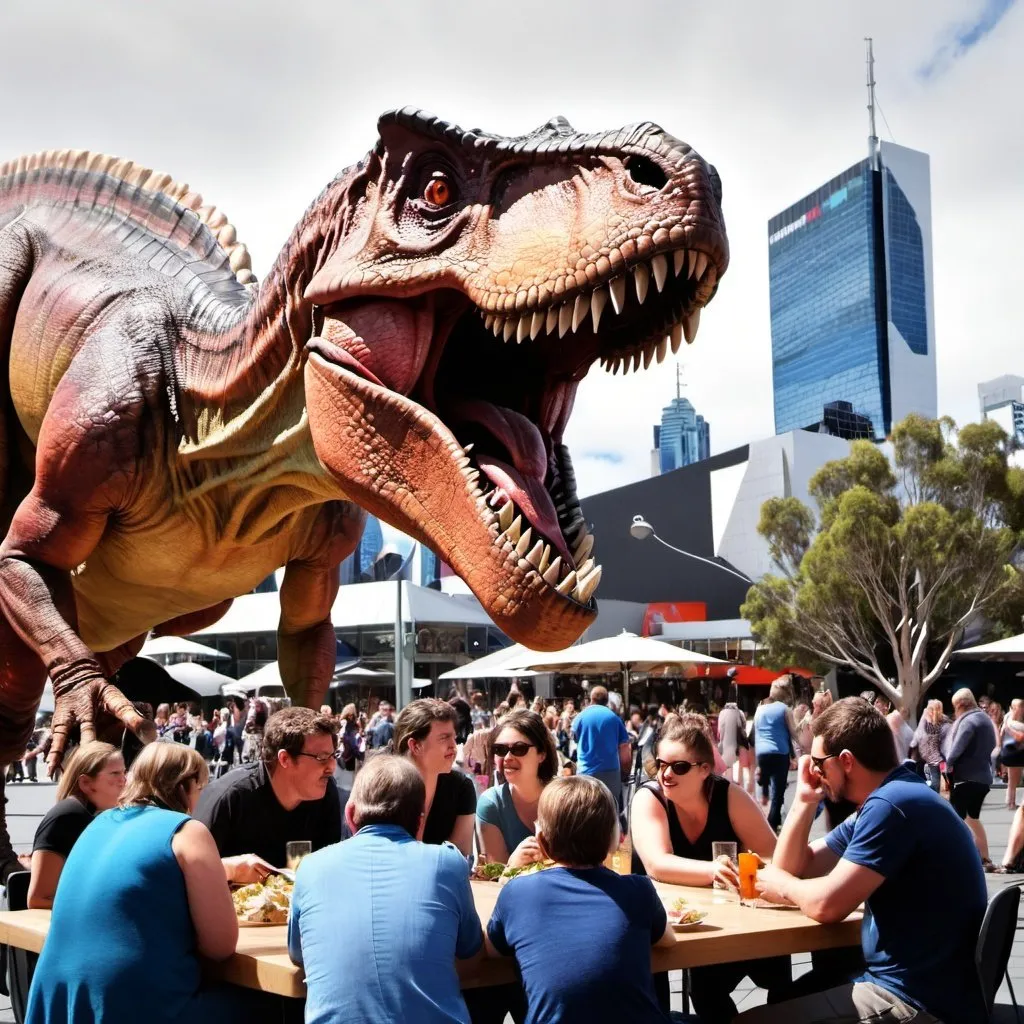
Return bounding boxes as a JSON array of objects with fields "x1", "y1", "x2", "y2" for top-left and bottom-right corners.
[{"x1": 277, "y1": 561, "x2": 340, "y2": 710}]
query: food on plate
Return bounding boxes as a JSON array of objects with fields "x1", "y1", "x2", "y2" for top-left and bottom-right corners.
[
  {"x1": 473, "y1": 861, "x2": 506, "y2": 881},
  {"x1": 669, "y1": 907, "x2": 707, "y2": 927},
  {"x1": 669, "y1": 896, "x2": 688, "y2": 913},
  {"x1": 499, "y1": 859, "x2": 555, "y2": 883},
  {"x1": 232, "y1": 873, "x2": 293, "y2": 924}
]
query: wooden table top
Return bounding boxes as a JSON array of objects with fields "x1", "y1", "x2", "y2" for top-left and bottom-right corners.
[{"x1": 0, "y1": 878, "x2": 861, "y2": 999}]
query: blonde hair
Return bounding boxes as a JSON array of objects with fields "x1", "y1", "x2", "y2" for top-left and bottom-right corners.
[
  {"x1": 120, "y1": 743, "x2": 208, "y2": 814},
  {"x1": 56, "y1": 742, "x2": 120, "y2": 802},
  {"x1": 926, "y1": 699, "x2": 945, "y2": 724},
  {"x1": 769, "y1": 677, "x2": 794, "y2": 704}
]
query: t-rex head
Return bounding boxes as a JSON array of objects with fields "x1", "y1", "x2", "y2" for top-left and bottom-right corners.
[{"x1": 302, "y1": 108, "x2": 728, "y2": 650}]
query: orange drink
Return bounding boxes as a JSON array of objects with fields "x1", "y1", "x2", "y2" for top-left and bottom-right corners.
[{"x1": 738, "y1": 852, "x2": 759, "y2": 901}]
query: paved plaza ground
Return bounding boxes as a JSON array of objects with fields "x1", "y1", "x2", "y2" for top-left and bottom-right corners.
[{"x1": 1, "y1": 775, "x2": 1022, "y2": 1022}]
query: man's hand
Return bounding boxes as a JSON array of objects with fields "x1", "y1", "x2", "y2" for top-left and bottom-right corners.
[
  {"x1": 223, "y1": 854, "x2": 278, "y2": 884},
  {"x1": 793, "y1": 755, "x2": 825, "y2": 807},
  {"x1": 755, "y1": 864, "x2": 795, "y2": 906},
  {"x1": 507, "y1": 836, "x2": 545, "y2": 869}
]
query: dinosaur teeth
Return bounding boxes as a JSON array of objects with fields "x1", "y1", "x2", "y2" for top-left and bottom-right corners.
[
  {"x1": 492, "y1": 316, "x2": 504, "y2": 338},
  {"x1": 651, "y1": 254, "x2": 668, "y2": 293},
  {"x1": 525, "y1": 540, "x2": 546, "y2": 570},
  {"x1": 687, "y1": 251, "x2": 698, "y2": 279},
  {"x1": 642, "y1": 344, "x2": 654, "y2": 370},
  {"x1": 484, "y1": 314, "x2": 495, "y2": 330},
  {"x1": 505, "y1": 515, "x2": 522, "y2": 545},
  {"x1": 545, "y1": 307, "x2": 558, "y2": 334},
  {"x1": 530, "y1": 311, "x2": 544, "y2": 340},
  {"x1": 575, "y1": 565, "x2": 602, "y2": 604},
  {"x1": 683, "y1": 308, "x2": 701, "y2": 344},
  {"x1": 558, "y1": 303, "x2": 572, "y2": 338},
  {"x1": 573, "y1": 532, "x2": 594, "y2": 565},
  {"x1": 609, "y1": 277, "x2": 626, "y2": 315},
  {"x1": 516, "y1": 316, "x2": 530, "y2": 343},
  {"x1": 542, "y1": 557, "x2": 563, "y2": 586},
  {"x1": 499, "y1": 501, "x2": 514, "y2": 532},
  {"x1": 503, "y1": 319, "x2": 516, "y2": 343},
  {"x1": 670, "y1": 322, "x2": 684, "y2": 353},
  {"x1": 673, "y1": 250, "x2": 686, "y2": 276},
  {"x1": 571, "y1": 293, "x2": 588, "y2": 332},
  {"x1": 657, "y1": 335, "x2": 669, "y2": 364},
  {"x1": 634, "y1": 263, "x2": 649, "y2": 305},
  {"x1": 695, "y1": 253, "x2": 708, "y2": 281},
  {"x1": 590, "y1": 288, "x2": 608, "y2": 332},
  {"x1": 556, "y1": 571, "x2": 578, "y2": 597},
  {"x1": 515, "y1": 527, "x2": 533, "y2": 557},
  {"x1": 577, "y1": 557, "x2": 595, "y2": 579}
]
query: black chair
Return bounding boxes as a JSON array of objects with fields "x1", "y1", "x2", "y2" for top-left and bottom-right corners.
[
  {"x1": 4, "y1": 870, "x2": 36, "y2": 1024},
  {"x1": 977, "y1": 883, "x2": 1022, "y2": 1023}
]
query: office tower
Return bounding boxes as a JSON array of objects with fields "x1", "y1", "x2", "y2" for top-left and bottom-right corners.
[
  {"x1": 768, "y1": 46, "x2": 936, "y2": 439},
  {"x1": 979, "y1": 375, "x2": 1024, "y2": 445},
  {"x1": 656, "y1": 367, "x2": 710, "y2": 473}
]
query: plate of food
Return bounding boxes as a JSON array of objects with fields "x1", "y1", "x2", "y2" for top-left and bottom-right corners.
[
  {"x1": 666, "y1": 897, "x2": 707, "y2": 929},
  {"x1": 472, "y1": 861, "x2": 506, "y2": 882},
  {"x1": 232, "y1": 873, "x2": 293, "y2": 926},
  {"x1": 498, "y1": 860, "x2": 555, "y2": 885}
]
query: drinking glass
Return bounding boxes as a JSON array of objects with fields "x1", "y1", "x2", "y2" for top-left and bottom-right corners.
[
  {"x1": 286, "y1": 840, "x2": 312, "y2": 872},
  {"x1": 738, "y1": 851, "x2": 760, "y2": 905},
  {"x1": 711, "y1": 841, "x2": 738, "y2": 897}
]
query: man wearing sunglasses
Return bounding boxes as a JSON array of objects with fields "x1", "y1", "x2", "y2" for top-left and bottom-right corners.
[{"x1": 737, "y1": 698, "x2": 986, "y2": 1024}]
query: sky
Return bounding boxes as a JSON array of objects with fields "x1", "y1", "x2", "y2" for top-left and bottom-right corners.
[{"x1": 2, "y1": 0, "x2": 1022, "y2": 498}]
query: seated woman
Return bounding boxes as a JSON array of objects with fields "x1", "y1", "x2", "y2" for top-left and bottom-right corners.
[
  {"x1": 476, "y1": 710, "x2": 558, "y2": 868},
  {"x1": 28, "y1": 741, "x2": 125, "y2": 909},
  {"x1": 26, "y1": 743, "x2": 266, "y2": 1024},
  {"x1": 486, "y1": 775, "x2": 674, "y2": 1024},
  {"x1": 394, "y1": 698, "x2": 476, "y2": 858},
  {"x1": 630, "y1": 713, "x2": 791, "y2": 1024}
]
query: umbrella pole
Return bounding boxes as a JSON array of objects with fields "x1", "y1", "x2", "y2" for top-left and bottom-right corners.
[{"x1": 624, "y1": 664, "x2": 630, "y2": 709}]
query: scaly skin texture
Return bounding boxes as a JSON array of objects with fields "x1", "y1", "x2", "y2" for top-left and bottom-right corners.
[{"x1": 0, "y1": 109, "x2": 728, "y2": 877}]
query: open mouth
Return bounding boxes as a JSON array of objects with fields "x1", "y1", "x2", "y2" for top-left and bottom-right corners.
[{"x1": 304, "y1": 239, "x2": 719, "y2": 640}]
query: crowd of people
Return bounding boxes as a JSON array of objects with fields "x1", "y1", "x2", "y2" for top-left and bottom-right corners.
[{"x1": 7, "y1": 674, "x2": 1011, "y2": 1024}]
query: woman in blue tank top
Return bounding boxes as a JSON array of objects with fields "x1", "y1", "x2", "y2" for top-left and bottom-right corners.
[{"x1": 26, "y1": 742, "x2": 265, "y2": 1024}]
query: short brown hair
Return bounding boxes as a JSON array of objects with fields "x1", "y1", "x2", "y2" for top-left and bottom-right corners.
[
  {"x1": 811, "y1": 697, "x2": 897, "y2": 773},
  {"x1": 56, "y1": 741, "x2": 121, "y2": 802},
  {"x1": 589, "y1": 685, "x2": 609, "y2": 706},
  {"x1": 654, "y1": 713, "x2": 715, "y2": 766},
  {"x1": 493, "y1": 709, "x2": 559, "y2": 783},
  {"x1": 263, "y1": 707, "x2": 338, "y2": 769},
  {"x1": 538, "y1": 776, "x2": 617, "y2": 866},
  {"x1": 350, "y1": 755, "x2": 425, "y2": 836},
  {"x1": 393, "y1": 699, "x2": 458, "y2": 755},
  {"x1": 120, "y1": 742, "x2": 208, "y2": 814}
]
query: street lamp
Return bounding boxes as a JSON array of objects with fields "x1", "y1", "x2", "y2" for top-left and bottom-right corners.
[{"x1": 630, "y1": 514, "x2": 754, "y2": 584}]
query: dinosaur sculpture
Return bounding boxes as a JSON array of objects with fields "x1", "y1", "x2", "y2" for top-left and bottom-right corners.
[{"x1": 0, "y1": 108, "x2": 728, "y2": 876}]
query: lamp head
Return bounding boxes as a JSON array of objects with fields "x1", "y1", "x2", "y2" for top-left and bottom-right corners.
[{"x1": 630, "y1": 515, "x2": 654, "y2": 541}]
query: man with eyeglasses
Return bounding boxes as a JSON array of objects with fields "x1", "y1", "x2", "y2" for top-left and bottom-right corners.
[
  {"x1": 737, "y1": 697, "x2": 986, "y2": 1024},
  {"x1": 195, "y1": 706, "x2": 343, "y2": 883}
]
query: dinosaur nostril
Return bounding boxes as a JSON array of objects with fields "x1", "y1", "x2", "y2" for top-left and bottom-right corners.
[{"x1": 624, "y1": 155, "x2": 668, "y2": 192}]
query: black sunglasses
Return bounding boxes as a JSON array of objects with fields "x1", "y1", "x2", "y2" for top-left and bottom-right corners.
[
  {"x1": 809, "y1": 753, "x2": 839, "y2": 773},
  {"x1": 654, "y1": 758, "x2": 706, "y2": 777},
  {"x1": 493, "y1": 742, "x2": 534, "y2": 758}
]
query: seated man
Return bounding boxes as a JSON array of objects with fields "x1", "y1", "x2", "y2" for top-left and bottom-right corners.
[
  {"x1": 288, "y1": 755, "x2": 482, "y2": 1024},
  {"x1": 194, "y1": 706, "x2": 342, "y2": 883},
  {"x1": 741, "y1": 698, "x2": 987, "y2": 1024}
]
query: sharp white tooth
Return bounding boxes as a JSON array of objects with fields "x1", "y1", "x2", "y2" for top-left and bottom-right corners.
[
  {"x1": 651, "y1": 254, "x2": 668, "y2": 293},
  {"x1": 673, "y1": 250, "x2": 685, "y2": 276},
  {"x1": 590, "y1": 288, "x2": 608, "y2": 332},
  {"x1": 517, "y1": 316, "x2": 530, "y2": 343},
  {"x1": 575, "y1": 565, "x2": 602, "y2": 604},
  {"x1": 545, "y1": 307, "x2": 558, "y2": 334},
  {"x1": 609, "y1": 277, "x2": 626, "y2": 315},
  {"x1": 542, "y1": 557, "x2": 562, "y2": 586},
  {"x1": 506, "y1": 515, "x2": 522, "y2": 544},
  {"x1": 683, "y1": 308, "x2": 701, "y2": 343},
  {"x1": 530, "y1": 311, "x2": 544, "y2": 340},
  {"x1": 525, "y1": 540, "x2": 546, "y2": 568},
  {"x1": 572, "y1": 293, "x2": 588, "y2": 332},
  {"x1": 499, "y1": 501, "x2": 514, "y2": 532},
  {"x1": 457, "y1": 455, "x2": 470, "y2": 469},
  {"x1": 670, "y1": 323, "x2": 683, "y2": 353},
  {"x1": 695, "y1": 253, "x2": 708, "y2": 281},
  {"x1": 577, "y1": 557, "x2": 595, "y2": 578},
  {"x1": 558, "y1": 303, "x2": 572, "y2": 338},
  {"x1": 687, "y1": 250, "x2": 697, "y2": 278},
  {"x1": 610, "y1": 357, "x2": 620, "y2": 375},
  {"x1": 631, "y1": 351, "x2": 642, "y2": 374},
  {"x1": 503, "y1": 319, "x2": 515, "y2": 342},
  {"x1": 492, "y1": 316, "x2": 504, "y2": 337},
  {"x1": 484, "y1": 314, "x2": 495, "y2": 330},
  {"x1": 573, "y1": 533, "x2": 594, "y2": 564},
  {"x1": 657, "y1": 335, "x2": 669, "y2": 363},
  {"x1": 515, "y1": 527, "x2": 533, "y2": 557},
  {"x1": 463, "y1": 442, "x2": 475, "y2": 455},
  {"x1": 633, "y1": 263, "x2": 649, "y2": 304},
  {"x1": 538, "y1": 543, "x2": 551, "y2": 573},
  {"x1": 556, "y1": 570, "x2": 578, "y2": 596},
  {"x1": 643, "y1": 344, "x2": 654, "y2": 370}
]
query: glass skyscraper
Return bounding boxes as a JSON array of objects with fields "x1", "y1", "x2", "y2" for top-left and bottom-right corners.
[
  {"x1": 657, "y1": 396, "x2": 710, "y2": 473},
  {"x1": 768, "y1": 142, "x2": 936, "y2": 438}
]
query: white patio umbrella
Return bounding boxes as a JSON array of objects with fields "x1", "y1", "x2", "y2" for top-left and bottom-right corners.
[
  {"x1": 139, "y1": 635, "x2": 227, "y2": 660},
  {"x1": 438, "y1": 644, "x2": 540, "y2": 681},
  {"x1": 506, "y1": 630, "x2": 727, "y2": 704},
  {"x1": 953, "y1": 633, "x2": 1024, "y2": 662},
  {"x1": 164, "y1": 662, "x2": 238, "y2": 698}
]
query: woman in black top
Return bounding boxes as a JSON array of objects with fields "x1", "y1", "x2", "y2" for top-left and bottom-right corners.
[
  {"x1": 394, "y1": 699, "x2": 476, "y2": 857},
  {"x1": 631, "y1": 714, "x2": 791, "y2": 1024},
  {"x1": 28, "y1": 741, "x2": 126, "y2": 909}
]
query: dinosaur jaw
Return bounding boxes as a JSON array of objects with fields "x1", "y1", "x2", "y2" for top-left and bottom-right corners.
[{"x1": 304, "y1": 353, "x2": 595, "y2": 649}]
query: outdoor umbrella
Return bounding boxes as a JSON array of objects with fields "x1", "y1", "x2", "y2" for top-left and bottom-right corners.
[
  {"x1": 505, "y1": 630, "x2": 727, "y2": 705},
  {"x1": 438, "y1": 644, "x2": 540, "y2": 681},
  {"x1": 139, "y1": 635, "x2": 227, "y2": 660},
  {"x1": 953, "y1": 633, "x2": 1024, "y2": 662},
  {"x1": 163, "y1": 662, "x2": 238, "y2": 698}
]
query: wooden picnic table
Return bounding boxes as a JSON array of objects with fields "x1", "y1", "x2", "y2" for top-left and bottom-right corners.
[{"x1": 0, "y1": 878, "x2": 861, "y2": 998}]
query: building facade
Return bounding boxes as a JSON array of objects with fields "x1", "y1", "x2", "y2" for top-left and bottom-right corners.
[
  {"x1": 979, "y1": 375, "x2": 1024, "y2": 446},
  {"x1": 768, "y1": 141, "x2": 936, "y2": 439},
  {"x1": 656, "y1": 396, "x2": 710, "y2": 473}
]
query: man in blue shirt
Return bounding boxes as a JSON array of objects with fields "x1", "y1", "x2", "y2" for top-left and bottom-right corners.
[
  {"x1": 288, "y1": 755, "x2": 482, "y2": 1024},
  {"x1": 740, "y1": 698, "x2": 986, "y2": 1024},
  {"x1": 571, "y1": 684, "x2": 631, "y2": 812}
]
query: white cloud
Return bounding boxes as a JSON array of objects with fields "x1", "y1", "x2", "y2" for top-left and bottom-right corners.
[{"x1": 2, "y1": 0, "x2": 1020, "y2": 499}]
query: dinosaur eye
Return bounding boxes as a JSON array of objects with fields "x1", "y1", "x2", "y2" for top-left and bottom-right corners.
[{"x1": 423, "y1": 173, "x2": 455, "y2": 207}]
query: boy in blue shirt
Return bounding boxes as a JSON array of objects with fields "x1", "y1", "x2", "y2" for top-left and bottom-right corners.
[{"x1": 743, "y1": 697, "x2": 986, "y2": 1024}]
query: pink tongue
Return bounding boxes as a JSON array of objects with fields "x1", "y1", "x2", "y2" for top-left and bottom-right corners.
[{"x1": 451, "y1": 400, "x2": 571, "y2": 564}]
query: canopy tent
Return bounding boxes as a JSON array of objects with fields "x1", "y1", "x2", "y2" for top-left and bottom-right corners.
[
  {"x1": 438, "y1": 644, "x2": 540, "y2": 681},
  {"x1": 506, "y1": 631, "x2": 727, "y2": 704},
  {"x1": 228, "y1": 659, "x2": 362, "y2": 698},
  {"x1": 163, "y1": 662, "x2": 237, "y2": 698},
  {"x1": 330, "y1": 665, "x2": 394, "y2": 690},
  {"x1": 953, "y1": 633, "x2": 1024, "y2": 662},
  {"x1": 139, "y1": 635, "x2": 227, "y2": 659}
]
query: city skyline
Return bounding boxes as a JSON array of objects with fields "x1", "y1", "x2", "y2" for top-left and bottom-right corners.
[{"x1": 2, "y1": 0, "x2": 1020, "y2": 498}]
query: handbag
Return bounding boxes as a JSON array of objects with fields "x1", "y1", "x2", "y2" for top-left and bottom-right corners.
[{"x1": 736, "y1": 717, "x2": 750, "y2": 750}]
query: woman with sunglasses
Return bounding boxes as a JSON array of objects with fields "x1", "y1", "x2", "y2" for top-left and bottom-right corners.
[
  {"x1": 476, "y1": 710, "x2": 559, "y2": 867},
  {"x1": 631, "y1": 714, "x2": 789, "y2": 1024}
]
